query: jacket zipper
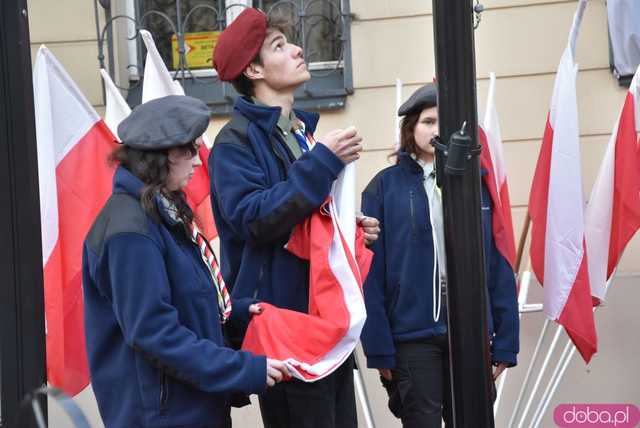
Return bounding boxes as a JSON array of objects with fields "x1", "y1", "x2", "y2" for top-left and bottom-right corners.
[
  {"x1": 409, "y1": 190, "x2": 417, "y2": 238},
  {"x1": 159, "y1": 370, "x2": 169, "y2": 414}
]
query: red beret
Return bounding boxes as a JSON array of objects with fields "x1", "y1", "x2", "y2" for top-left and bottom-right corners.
[{"x1": 213, "y1": 8, "x2": 267, "y2": 81}]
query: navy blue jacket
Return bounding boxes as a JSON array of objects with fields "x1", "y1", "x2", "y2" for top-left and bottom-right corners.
[
  {"x1": 209, "y1": 97, "x2": 344, "y2": 323},
  {"x1": 360, "y1": 152, "x2": 519, "y2": 369},
  {"x1": 82, "y1": 167, "x2": 266, "y2": 428}
]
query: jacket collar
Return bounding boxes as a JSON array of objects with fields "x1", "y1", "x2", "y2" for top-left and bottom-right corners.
[
  {"x1": 113, "y1": 166, "x2": 180, "y2": 226},
  {"x1": 396, "y1": 151, "x2": 490, "y2": 177},
  {"x1": 234, "y1": 96, "x2": 319, "y2": 137},
  {"x1": 397, "y1": 151, "x2": 423, "y2": 175}
]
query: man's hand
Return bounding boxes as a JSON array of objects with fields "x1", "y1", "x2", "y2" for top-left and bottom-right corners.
[
  {"x1": 378, "y1": 368, "x2": 392, "y2": 381},
  {"x1": 320, "y1": 126, "x2": 363, "y2": 164},
  {"x1": 357, "y1": 215, "x2": 380, "y2": 246},
  {"x1": 266, "y1": 359, "x2": 290, "y2": 387},
  {"x1": 492, "y1": 362, "x2": 508, "y2": 380}
]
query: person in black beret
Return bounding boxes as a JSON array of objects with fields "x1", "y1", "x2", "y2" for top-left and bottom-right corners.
[
  {"x1": 82, "y1": 95, "x2": 290, "y2": 428},
  {"x1": 360, "y1": 83, "x2": 520, "y2": 428},
  {"x1": 209, "y1": 8, "x2": 380, "y2": 428}
]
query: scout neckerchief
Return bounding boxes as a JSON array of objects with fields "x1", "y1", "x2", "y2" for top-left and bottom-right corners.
[
  {"x1": 160, "y1": 194, "x2": 232, "y2": 323},
  {"x1": 292, "y1": 119, "x2": 316, "y2": 154},
  {"x1": 188, "y1": 221, "x2": 232, "y2": 323}
]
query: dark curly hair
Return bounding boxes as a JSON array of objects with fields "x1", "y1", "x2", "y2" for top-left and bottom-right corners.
[{"x1": 109, "y1": 142, "x2": 198, "y2": 230}]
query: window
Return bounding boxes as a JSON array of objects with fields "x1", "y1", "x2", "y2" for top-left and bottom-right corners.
[{"x1": 95, "y1": 0, "x2": 353, "y2": 115}]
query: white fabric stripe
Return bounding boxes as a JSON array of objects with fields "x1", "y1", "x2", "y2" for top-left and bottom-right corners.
[
  {"x1": 585, "y1": 64, "x2": 640, "y2": 301},
  {"x1": 33, "y1": 46, "x2": 101, "y2": 263},
  {"x1": 484, "y1": 72, "x2": 507, "y2": 195},
  {"x1": 543, "y1": 43, "x2": 585, "y2": 321},
  {"x1": 100, "y1": 69, "x2": 131, "y2": 141}
]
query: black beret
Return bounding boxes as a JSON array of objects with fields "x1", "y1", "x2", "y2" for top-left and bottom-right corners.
[
  {"x1": 398, "y1": 83, "x2": 438, "y2": 117},
  {"x1": 118, "y1": 95, "x2": 211, "y2": 150}
]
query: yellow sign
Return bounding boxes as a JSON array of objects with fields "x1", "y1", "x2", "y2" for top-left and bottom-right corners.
[{"x1": 171, "y1": 31, "x2": 220, "y2": 69}]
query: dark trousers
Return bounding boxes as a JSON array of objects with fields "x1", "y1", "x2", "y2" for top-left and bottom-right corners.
[
  {"x1": 383, "y1": 335, "x2": 453, "y2": 428},
  {"x1": 258, "y1": 356, "x2": 357, "y2": 428}
]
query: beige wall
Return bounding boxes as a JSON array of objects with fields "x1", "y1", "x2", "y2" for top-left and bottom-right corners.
[{"x1": 29, "y1": 0, "x2": 640, "y2": 427}]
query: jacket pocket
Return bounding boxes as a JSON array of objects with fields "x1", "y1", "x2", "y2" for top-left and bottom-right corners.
[{"x1": 159, "y1": 370, "x2": 169, "y2": 415}]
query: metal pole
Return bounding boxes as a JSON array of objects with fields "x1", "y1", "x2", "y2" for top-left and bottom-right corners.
[
  {"x1": 529, "y1": 338, "x2": 574, "y2": 428},
  {"x1": 431, "y1": 1, "x2": 493, "y2": 426},
  {"x1": 0, "y1": 0, "x2": 47, "y2": 426},
  {"x1": 507, "y1": 318, "x2": 550, "y2": 428},
  {"x1": 515, "y1": 324, "x2": 564, "y2": 428},
  {"x1": 353, "y1": 348, "x2": 376, "y2": 428},
  {"x1": 494, "y1": 268, "x2": 533, "y2": 416}
]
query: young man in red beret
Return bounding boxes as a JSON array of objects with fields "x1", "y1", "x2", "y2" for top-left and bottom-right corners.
[{"x1": 209, "y1": 7, "x2": 379, "y2": 428}]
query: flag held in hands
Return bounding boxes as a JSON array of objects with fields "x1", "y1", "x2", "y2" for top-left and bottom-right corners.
[{"x1": 242, "y1": 163, "x2": 372, "y2": 381}]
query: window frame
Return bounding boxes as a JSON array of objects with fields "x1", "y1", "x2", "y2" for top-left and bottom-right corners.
[{"x1": 95, "y1": 0, "x2": 354, "y2": 115}]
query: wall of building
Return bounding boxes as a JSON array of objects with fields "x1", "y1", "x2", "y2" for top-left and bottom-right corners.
[{"x1": 27, "y1": 0, "x2": 639, "y2": 426}]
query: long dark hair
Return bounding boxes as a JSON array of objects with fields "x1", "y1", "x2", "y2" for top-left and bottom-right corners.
[
  {"x1": 390, "y1": 111, "x2": 421, "y2": 162},
  {"x1": 109, "y1": 142, "x2": 197, "y2": 228}
]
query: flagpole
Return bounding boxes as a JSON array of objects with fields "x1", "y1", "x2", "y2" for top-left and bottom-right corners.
[
  {"x1": 0, "y1": 0, "x2": 47, "y2": 426},
  {"x1": 507, "y1": 317, "x2": 550, "y2": 428},
  {"x1": 515, "y1": 323, "x2": 564, "y2": 428},
  {"x1": 432, "y1": 0, "x2": 494, "y2": 426},
  {"x1": 515, "y1": 214, "x2": 531, "y2": 276}
]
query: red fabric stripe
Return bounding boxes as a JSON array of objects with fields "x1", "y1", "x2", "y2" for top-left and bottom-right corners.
[
  {"x1": 44, "y1": 120, "x2": 117, "y2": 395},
  {"x1": 607, "y1": 93, "x2": 640, "y2": 277},
  {"x1": 185, "y1": 144, "x2": 217, "y2": 240},
  {"x1": 528, "y1": 115, "x2": 554, "y2": 285},
  {"x1": 528, "y1": 116, "x2": 597, "y2": 363},
  {"x1": 478, "y1": 128, "x2": 517, "y2": 268},
  {"x1": 557, "y1": 244, "x2": 597, "y2": 363}
]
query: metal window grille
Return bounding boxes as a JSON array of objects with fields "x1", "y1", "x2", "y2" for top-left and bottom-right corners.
[{"x1": 94, "y1": 0, "x2": 353, "y2": 114}]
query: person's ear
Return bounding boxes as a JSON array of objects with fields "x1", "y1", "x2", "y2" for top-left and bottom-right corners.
[{"x1": 243, "y1": 62, "x2": 263, "y2": 81}]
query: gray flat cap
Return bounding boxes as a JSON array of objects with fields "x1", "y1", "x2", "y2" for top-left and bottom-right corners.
[
  {"x1": 398, "y1": 83, "x2": 438, "y2": 117},
  {"x1": 118, "y1": 95, "x2": 211, "y2": 150}
]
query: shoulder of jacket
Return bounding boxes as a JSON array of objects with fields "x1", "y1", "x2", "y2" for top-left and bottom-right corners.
[
  {"x1": 213, "y1": 112, "x2": 252, "y2": 147},
  {"x1": 86, "y1": 193, "x2": 152, "y2": 256},
  {"x1": 363, "y1": 164, "x2": 403, "y2": 197}
]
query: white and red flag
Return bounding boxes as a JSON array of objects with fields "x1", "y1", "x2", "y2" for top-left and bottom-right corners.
[
  {"x1": 112, "y1": 30, "x2": 217, "y2": 240},
  {"x1": 480, "y1": 72, "x2": 517, "y2": 268},
  {"x1": 242, "y1": 163, "x2": 372, "y2": 381},
  {"x1": 528, "y1": 0, "x2": 597, "y2": 363},
  {"x1": 585, "y1": 65, "x2": 640, "y2": 300},
  {"x1": 33, "y1": 46, "x2": 118, "y2": 394}
]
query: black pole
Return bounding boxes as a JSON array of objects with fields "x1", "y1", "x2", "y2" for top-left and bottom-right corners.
[
  {"x1": 0, "y1": 0, "x2": 48, "y2": 427},
  {"x1": 431, "y1": 1, "x2": 494, "y2": 427}
]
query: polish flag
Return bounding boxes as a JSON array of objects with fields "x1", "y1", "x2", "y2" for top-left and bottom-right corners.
[
  {"x1": 119, "y1": 30, "x2": 217, "y2": 240},
  {"x1": 528, "y1": 0, "x2": 597, "y2": 363},
  {"x1": 480, "y1": 73, "x2": 517, "y2": 268},
  {"x1": 242, "y1": 163, "x2": 372, "y2": 381},
  {"x1": 33, "y1": 46, "x2": 118, "y2": 394},
  {"x1": 585, "y1": 65, "x2": 640, "y2": 300}
]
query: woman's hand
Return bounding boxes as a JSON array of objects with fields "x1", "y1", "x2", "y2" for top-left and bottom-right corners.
[
  {"x1": 266, "y1": 359, "x2": 290, "y2": 387},
  {"x1": 357, "y1": 214, "x2": 380, "y2": 246},
  {"x1": 249, "y1": 303, "x2": 263, "y2": 315},
  {"x1": 378, "y1": 368, "x2": 392, "y2": 381}
]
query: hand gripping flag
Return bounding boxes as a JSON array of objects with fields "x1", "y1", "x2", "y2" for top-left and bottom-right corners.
[
  {"x1": 33, "y1": 46, "x2": 118, "y2": 394},
  {"x1": 479, "y1": 73, "x2": 517, "y2": 269},
  {"x1": 585, "y1": 64, "x2": 640, "y2": 301},
  {"x1": 528, "y1": 0, "x2": 597, "y2": 363},
  {"x1": 242, "y1": 163, "x2": 372, "y2": 381}
]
